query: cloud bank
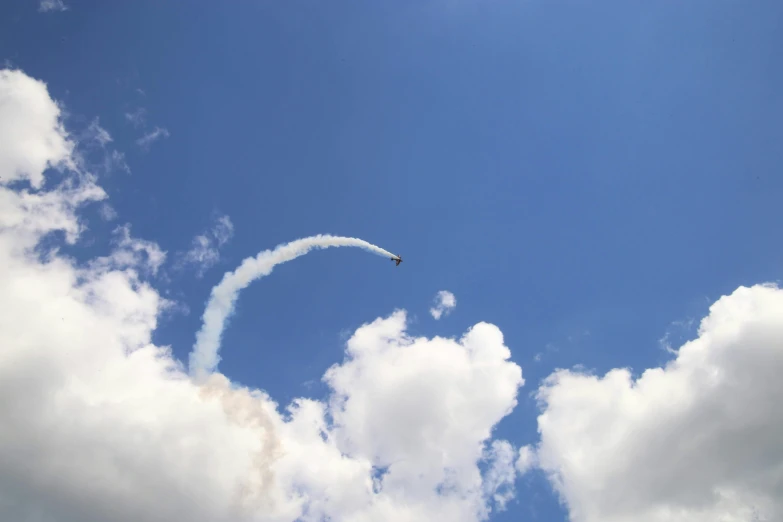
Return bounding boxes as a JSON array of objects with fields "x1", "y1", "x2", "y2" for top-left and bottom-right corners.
[
  {"x1": 535, "y1": 283, "x2": 783, "y2": 522},
  {"x1": 0, "y1": 67, "x2": 528, "y2": 522}
]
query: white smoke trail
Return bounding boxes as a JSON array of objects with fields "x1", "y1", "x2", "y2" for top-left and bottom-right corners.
[
  {"x1": 189, "y1": 234, "x2": 397, "y2": 378},
  {"x1": 197, "y1": 373, "x2": 282, "y2": 514}
]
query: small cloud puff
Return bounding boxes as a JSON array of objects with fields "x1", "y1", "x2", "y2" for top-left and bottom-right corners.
[{"x1": 430, "y1": 290, "x2": 457, "y2": 320}]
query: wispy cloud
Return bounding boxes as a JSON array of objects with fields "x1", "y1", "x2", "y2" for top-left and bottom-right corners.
[
  {"x1": 533, "y1": 342, "x2": 558, "y2": 363},
  {"x1": 136, "y1": 126, "x2": 170, "y2": 151},
  {"x1": 90, "y1": 224, "x2": 167, "y2": 276},
  {"x1": 179, "y1": 215, "x2": 234, "y2": 277},
  {"x1": 38, "y1": 0, "x2": 67, "y2": 12},
  {"x1": 84, "y1": 118, "x2": 112, "y2": 147},
  {"x1": 105, "y1": 149, "x2": 130, "y2": 174},
  {"x1": 75, "y1": 118, "x2": 130, "y2": 175},
  {"x1": 124, "y1": 104, "x2": 168, "y2": 152},
  {"x1": 658, "y1": 317, "x2": 696, "y2": 355},
  {"x1": 98, "y1": 203, "x2": 118, "y2": 222},
  {"x1": 430, "y1": 290, "x2": 457, "y2": 320},
  {"x1": 124, "y1": 107, "x2": 147, "y2": 128}
]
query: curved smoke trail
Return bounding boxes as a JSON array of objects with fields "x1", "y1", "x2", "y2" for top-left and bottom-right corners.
[{"x1": 189, "y1": 234, "x2": 397, "y2": 378}]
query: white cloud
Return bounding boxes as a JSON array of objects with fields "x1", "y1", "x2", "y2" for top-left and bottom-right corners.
[
  {"x1": 136, "y1": 126, "x2": 170, "y2": 151},
  {"x1": 430, "y1": 290, "x2": 457, "y2": 320},
  {"x1": 316, "y1": 312, "x2": 526, "y2": 521},
  {"x1": 534, "y1": 283, "x2": 783, "y2": 522},
  {"x1": 0, "y1": 67, "x2": 528, "y2": 522},
  {"x1": 38, "y1": 0, "x2": 67, "y2": 12},
  {"x1": 179, "y1": 214, "x2": 234, "y2": 277}
]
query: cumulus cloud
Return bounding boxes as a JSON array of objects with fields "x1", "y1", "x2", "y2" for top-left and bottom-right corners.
[
  {"x1": 534, "y1": 283, "x2": 783, "y2": 522},
  {"x1": 0, "y1": 69, "x2": 74, "y2": 189},
  {"x1": 136, "y1": 126, "x2": 170, "y2": 151},
  {"x1": 38, "y1": 0, "x2": 67, "y2": 12},
  {"x1": 179, "y1": 214, "x2": 234, "y2": 277},
  {"x1": 0, "y1": 67, "x2": 528, "y2": 522},
  {"x1": 199, "y1": 310, "x2": 528, "y2": 522},
  {"x1": 430, "y1": 290, "x2": 457, "y2": 320}
]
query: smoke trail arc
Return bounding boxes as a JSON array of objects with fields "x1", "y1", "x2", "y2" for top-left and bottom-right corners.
[{"x1": 189, "y1": 234, "x2": 397, "y2": 378}]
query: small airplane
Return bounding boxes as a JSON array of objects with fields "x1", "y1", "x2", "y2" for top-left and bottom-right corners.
[{"x1": 391, "y1": 255, "x2": 402, "y2": 266}]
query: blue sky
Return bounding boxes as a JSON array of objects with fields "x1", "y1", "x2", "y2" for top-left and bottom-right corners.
[{"x1": 2, "y1": 1, "x2": 783, "y2": 521}]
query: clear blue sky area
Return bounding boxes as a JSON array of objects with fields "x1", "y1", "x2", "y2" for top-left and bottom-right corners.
[{"x1": 3, "y1": 1, "x2": 782, "y2": 520}]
